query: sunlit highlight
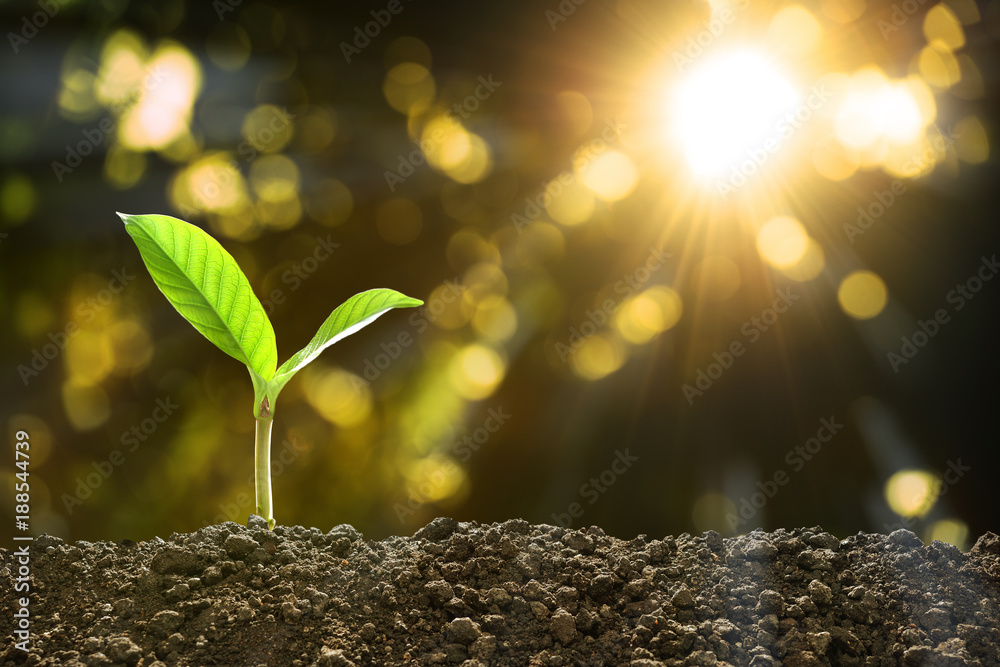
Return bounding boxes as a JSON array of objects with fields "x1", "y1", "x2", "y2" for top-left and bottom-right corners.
[
  {"x1": 95, "y1": 30, "x2": 148, "y2": 108},
  {"x1": 767, "y1": 6, "x2": 822, "y2": 55},
  {"x1": 670, "y1": 51, "x2": 799, "y2": 176},
  {"x1": 119, "y1": 45, "x2": 202, "y2": 151},
  {"x1": 834, "y1": 71, "x2": 934, "y2": 151}
]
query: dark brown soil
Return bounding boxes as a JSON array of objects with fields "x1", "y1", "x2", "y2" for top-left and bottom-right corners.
[{"x1": 3, "y1": 518, "x2": 999, "y2": 666}]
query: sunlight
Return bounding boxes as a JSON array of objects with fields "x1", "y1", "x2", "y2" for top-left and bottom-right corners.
[
  {"x1": 669, "y1": 50, "x2": 799, "y2": 176},
  {"x1": 833, "y1": 70, "x2": 933, "y2": 149}
]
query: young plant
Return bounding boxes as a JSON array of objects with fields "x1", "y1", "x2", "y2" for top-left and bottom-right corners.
[{"x1": 118, "y1": 213, "x2": 423, "y2": 530}]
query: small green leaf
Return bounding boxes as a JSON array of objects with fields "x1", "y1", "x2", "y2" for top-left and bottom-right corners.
[
  {"x1": 119, "y1": 213, "x2": 278, "y2": 383},
  {"x1": 270, "y1": 288, "x2": 423, "y2": 397}
]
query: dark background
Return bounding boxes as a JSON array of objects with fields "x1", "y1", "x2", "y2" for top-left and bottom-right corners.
[{"x1": 1, "y1": 0, "x2": 997, "y2": 546}]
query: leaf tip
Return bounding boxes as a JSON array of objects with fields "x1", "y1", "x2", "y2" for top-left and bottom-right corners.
[{"x1": 116, "y1": 212, "x2": 132, "y2": 223}]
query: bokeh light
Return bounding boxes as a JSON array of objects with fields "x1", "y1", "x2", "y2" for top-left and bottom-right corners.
[
  {"x1": 0, "y1": 174, "x2": 38, "y2": 225},
  {"x1": 834, "y1": 71, "x2": 934, "y2": 152},
  {"x1": 838, "y1": 271, "x2": 888, "y2": 319},
  {"x1": 304, "y1": 367, "x2": 373, "y2": 428},
  {"x1": 767, "y1": 5, "x2": 822, "y2": 55},
  {"x1": 756, "y1": 217, "x2": 809, "y2": 269},
  {"x1": 472, "y1": 296, "x2": 518, "y2": 343},
  {"x1": 570, "y1": 334, "x2": 628, "y2": 381},
  {"x1": 62, "y1": 381, "x2": 111, "y2": 432},
  {"x1": 615, "y1": 287, "x2": 683, "y2": 344},
  {"x1": 928, "y1": 519, "x2": 970, "y2": 549},
  {"x1": 118, "y1": 44, "x2": 202, "y2": 151},
  {"x1": 779, "y1": 239, "x2": 826, "y2": 282},
  {"x1": 924, "y1": 5, "x2": 966, "y2": 50},
  {"x1": 577, "y1": 150, "x2": 639, "y2": 201},
  {"x1": 383, "y1": 63, "x2": 436, "y2": 115},
  {"x1": 450, "y1": 345, "x2": 505, "y2": 399},
  {"x1": 544, "y1": 176, "x2": 595, "y2": 226},
  {"x1": 885, "y1": 469, "x2": 939, "y2": 518}
]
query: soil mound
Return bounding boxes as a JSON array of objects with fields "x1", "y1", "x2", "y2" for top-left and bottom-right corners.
[{"x1": 3, "y1": 519, "x2": 999, "y2": 666}]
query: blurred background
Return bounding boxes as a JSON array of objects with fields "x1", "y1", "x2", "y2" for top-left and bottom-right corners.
[{"x1": 1, "y1": 0, "x2": 998, "y2": 548}]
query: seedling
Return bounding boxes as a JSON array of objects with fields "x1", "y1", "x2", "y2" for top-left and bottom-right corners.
[{"x1": 118, "y1": 213, "x2": 423, "y2": 529}]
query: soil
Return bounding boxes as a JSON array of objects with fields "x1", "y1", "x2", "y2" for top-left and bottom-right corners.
[{"x1": 2, "y1": 518, "x2": 999, "y2": 666}]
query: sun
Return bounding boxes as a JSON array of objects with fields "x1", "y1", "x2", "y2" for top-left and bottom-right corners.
[{"x1": 669, "y1": 50, "x2": 800, "y2": 176}]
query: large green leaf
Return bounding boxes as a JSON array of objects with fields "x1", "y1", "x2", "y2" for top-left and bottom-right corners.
[
  {"x1": 119, "y1": 213, "x2": 278, "y2": 383},
  {"x1": 270, "y1": 288, "x2": 423, "y2": 396}
]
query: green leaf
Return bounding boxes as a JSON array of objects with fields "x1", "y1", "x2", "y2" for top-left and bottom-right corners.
[
  {"x1": 119, "y1": 213, "x2": 278, "y2": 383},
  {"x1": 270, "y1": 288, "x2": 423, "y2": 396}
]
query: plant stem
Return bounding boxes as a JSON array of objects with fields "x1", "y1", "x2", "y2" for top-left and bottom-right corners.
[{"x1": 254, "y1": 417, "x2": 275, "y2": 530}]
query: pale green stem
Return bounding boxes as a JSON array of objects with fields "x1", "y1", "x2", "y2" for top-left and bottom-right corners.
[{"x1": 254, "y1": 417, "x2": 275, "y2": 530}]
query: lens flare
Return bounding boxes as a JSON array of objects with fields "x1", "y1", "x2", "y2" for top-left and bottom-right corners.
[{"x1": 669, "y1": 51, "x2": 799, "y2": 176}]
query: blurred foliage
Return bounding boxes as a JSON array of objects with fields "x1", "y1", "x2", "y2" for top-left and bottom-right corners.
[{"x1": 1, "y1": 0, "x2": 998, "y2": 548}]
